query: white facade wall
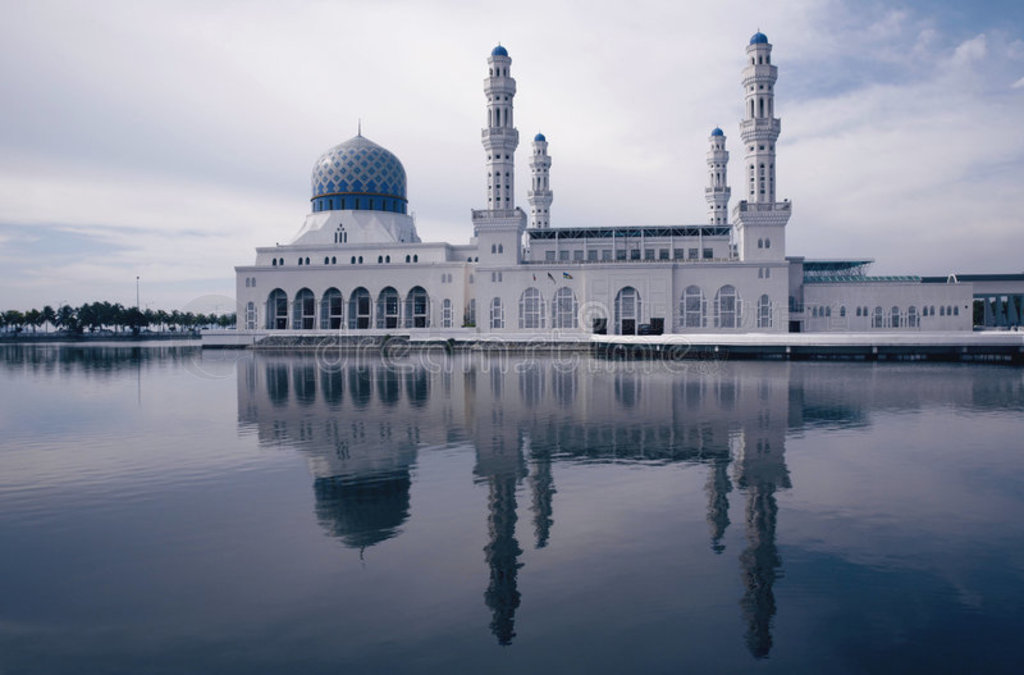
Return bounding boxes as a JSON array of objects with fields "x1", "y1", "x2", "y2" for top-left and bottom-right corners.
[{"x1": 802, "y1": 282, "x2": 973, "y2": 331}]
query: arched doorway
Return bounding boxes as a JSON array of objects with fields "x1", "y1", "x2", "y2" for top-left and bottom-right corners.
[
  {"x1": 349, "y1": 288, "x2": 371, "y2": 329},
  {"x1": 266, "y1": 289, "x2": 288, "y2": 330},
  {"x1": 615, "y1": 286, "x2": 641, "y2": 335}
]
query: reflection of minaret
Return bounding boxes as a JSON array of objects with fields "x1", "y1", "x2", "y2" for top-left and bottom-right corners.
[
  {"x1": 735, "y1": 433, "x2": 791, "y2": 659},
  {"x1": 483, "y1": 472, "x2": 522, "y2": 645},
  {"x1": 705, "y1": 457, "x2": 732, "y2": 554},
  {"x1": 527, "y1": 437, "x2": 555, "y2": 549},
  {"x1": 475, "y1": 365, "x2": 527, "y2": 646}
]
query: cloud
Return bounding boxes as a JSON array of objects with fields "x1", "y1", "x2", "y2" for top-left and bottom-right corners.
[
  {"x1": 951, "y1": 34, "x2": 988, "y2": 66},
  {"x1": 1012, "y1": 76, "x2": 1024, "y2": 89}
]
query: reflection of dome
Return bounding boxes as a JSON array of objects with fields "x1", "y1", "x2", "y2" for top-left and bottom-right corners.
[
  {"x1": 711, "y1": 127, "x2": 724, "y2": 137},
  {"x1": 313, "y1": 471, "x2": 411, "y2": 549},
  {"x1": 491, "y1": 45, "x2": 508, "y2": 57},
  {"x1": 310, "y1": 135, "x2": 407, "y2": 214},
  {"x1": 750, "y1": 32, "x2": 768, "y2": 45}
]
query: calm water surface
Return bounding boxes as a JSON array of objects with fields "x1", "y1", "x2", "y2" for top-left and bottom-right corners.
[{"x1": 1, "y1": 343, "x2": 1023, "y2": 674}]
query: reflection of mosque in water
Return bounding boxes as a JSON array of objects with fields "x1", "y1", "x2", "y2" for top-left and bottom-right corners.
[{"x1": 237, "y1": 352, "x2": 793, "y2": 655}]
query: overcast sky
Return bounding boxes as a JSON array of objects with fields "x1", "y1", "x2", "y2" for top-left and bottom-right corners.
[{"x1": 1, "y1": 0, "x2": 1022, "y2": 312}]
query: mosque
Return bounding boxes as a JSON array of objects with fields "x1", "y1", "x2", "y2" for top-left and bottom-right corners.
[{"x1": 233, "y1": 33, "x2": 1023, "y2": 338}]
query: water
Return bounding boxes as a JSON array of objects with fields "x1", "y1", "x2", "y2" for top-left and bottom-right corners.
[{"x1": 1, "y1": 343, "x2": 1023, "y2": 674}]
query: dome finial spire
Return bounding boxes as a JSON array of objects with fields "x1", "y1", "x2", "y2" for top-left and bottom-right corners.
[{"x1": 357, "y1": 118, "x2": 362, "y2": 137}]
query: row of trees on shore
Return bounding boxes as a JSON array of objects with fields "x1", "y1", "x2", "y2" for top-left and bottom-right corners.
[{"x1": 1, "y1": 302, "x2": 236, "y2": 335}]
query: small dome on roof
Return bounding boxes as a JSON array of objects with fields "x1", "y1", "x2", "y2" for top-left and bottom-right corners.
[
  {"x1": 750, "y1": 31, "x2": 768, "y2": 45},
  {"x1": 534, "y1": 132, "x2": 546, "y2": 142},
  {"x1": 711, "y1": 127, "x2": 724, "y2": 137},
  {"x1": 491, "y1": 44, "x2": 508, "y2": 57}
]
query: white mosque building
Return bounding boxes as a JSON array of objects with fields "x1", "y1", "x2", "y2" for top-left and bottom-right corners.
[{"x1": 232, "y1": 33, "x2": 1023, "y2": 339}]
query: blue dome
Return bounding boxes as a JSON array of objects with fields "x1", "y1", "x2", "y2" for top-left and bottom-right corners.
[
  {"x1": 711, "y1": 127, "x2": 724, "y2": 137},
  {"x1": 534, "y1": 132, "x2": 546, "y2": 142},
  {"x1": 491, "y1": 44, "x2": 508, "y2": 57},
  {"x1": 310, "y1": 135, "x2": 407, "y2": 213},
  {"x1": 750, "y1": 32, "x2": 768, "y2": 45}
]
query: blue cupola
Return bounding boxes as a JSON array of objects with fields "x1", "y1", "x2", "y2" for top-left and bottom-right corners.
[
  {"x1": 491, "y1": 44, "x2": 508, "y2": 57},
  {"x1": 711, "y1": 127, "x2": 724, "y2": 137},
  {"x1": 750, "y1": 31, "x2": 768, "y2": 45},
  {"x1": 534, "y1": 132, "x2": 546, "y2": 142}
]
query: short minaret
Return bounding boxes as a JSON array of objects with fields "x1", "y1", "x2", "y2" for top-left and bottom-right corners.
[
  {"x1": 706, "y1": 127, "x2": 730, "y2": 225},
  {"x1": 473, "y1": 45, "x2": 527, "y2": 266},
  {"x1": 741, "y1": 32, "x2": 779, "y2": 205},
  {"x1": 528, "y1": 132, "x2": 552, "y2": 228},
  {"x1": 483, "y1": 45, "x2": 519, "y2": 212}
]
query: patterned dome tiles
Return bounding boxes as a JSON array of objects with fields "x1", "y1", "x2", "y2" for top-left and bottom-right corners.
[{"x1": 311, "y1": 135, "x2": 407, "y2": 201}]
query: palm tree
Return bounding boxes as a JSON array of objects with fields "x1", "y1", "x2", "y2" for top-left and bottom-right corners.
[
  {"x1": 25, "y1": 309, "x2": 42, "y2": 333},
  {"x1": 56, "y1": 305, "x2": 77, "y2": 333},
  {"x1": 42, "y1": 305, "x2": 56, "y2": 333}
]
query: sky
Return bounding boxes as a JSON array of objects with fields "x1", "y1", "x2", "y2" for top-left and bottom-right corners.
[{"x1": 1, "y1": 0, "x2": 1023, "y2": 312}]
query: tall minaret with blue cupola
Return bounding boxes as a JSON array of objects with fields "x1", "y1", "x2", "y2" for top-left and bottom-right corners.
[
  {"x1": 741, "y1": 32, "x2": 779, "y2": 205},
  {"x1": 483, "y1": 45, "x2": 518, "y2": 212},
  {"x1": 528, "y1": 133, "x2": 552, "y2": 228},
  {"x1": 706, "y1": 127, "x2": 730, "y2": 225},
  {"x1": 474, "y1": 45, "x2": 527, "y2": 265},
  {"x1": 733, "y1": 31, "x2": 790, "y2": 269}
]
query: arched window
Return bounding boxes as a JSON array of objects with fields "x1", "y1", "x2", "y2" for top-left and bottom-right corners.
[
  {"x1": 245, "y1": 301, "x2": 256, "y2": 330},
  {"x1": 872, "y1": 306, "x2": 884, "y2": 328},
  {"x1": 272, "y1": 258, "x2": 277, "y2": 267},
  {"x1": 551, "y1": 287, "x2": 578, "y2": 329},
  {"x1": 765, "y1": 238, "x2": 771, "y2": 249},
  {"x1": 614, "y1": 286, "x2": 641, "y2": 335},
  {"x1": 376, "y1": 287, "x2": 400, "y2": 329},
  {"x1": 405, "y1": 286, "x2": 429, "y2": 328},
  {"x1": 405, "y1": 255, "x2": 411, "y2": 263},
  {"x1": 840, "y1": 306, "x2": 847, "y2": 318},
  {"x1": 498, "y1": 243, "x2": 504, "y2": 254},
  {"x1": 681, "y1": 285, "x2": 706, "y2": 329},
  {"x1": 320, "y1": 288, "x2": 343, "y2": 330},
  {"x1": 714, "y1": 285, "x2": 740, "y2": 329},
  {"x1": 349, "y1": 288, "x2": 371, "y2": 329},
  {"x1": 758, "y1": 238, "x2": 764, "y2": 249},
  {"x1": 292, "y1": 288, "x2": 315, "y2": 330},
  {"x1": 891, "y1": 306, "x2": 901, "y2": 328},
  {"x1": 324, "y1": 257, "x2": 329, "y2": 265},
  {"x1": 519, "y1": 288, "x2": 545, "y2": 329},
  {"x1": 413, "y1": 255, "x2": 418, "y2": 263},
  {"x1": 490, "y1": 297, "x2": 504, "y2": 329},
  {"x1": 757, "y1": 294, "x2": 772, "y2": 328},
  {"x1": 907, "y1": 306, "x2": 919, "y2": 328},
  {"x1": 442, "y1": 299, "x2": 453, "y2": 328},
  {"x1": 267, "y1": 289, "x2": 288, "y2": 329}
]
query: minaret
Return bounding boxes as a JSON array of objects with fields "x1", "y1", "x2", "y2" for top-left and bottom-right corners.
[
  {"x1": 706, "y1": 127, "x2": 730, "y2": 225},
  {"x1": 483, "y1": 45, "x2": 518, "y2": 212},
  {"x1": 741, "y1": 32, "x2": 779, "y2": 205},
  {"x1": 474, "y1": 45, "x2": 527, "y2": 265},
  {"x1": 732, "y1": 30, "x2": 791, "y2": 305},
  {"x1": 528, "y1": 133, "x2": 552, "y2": 228}
]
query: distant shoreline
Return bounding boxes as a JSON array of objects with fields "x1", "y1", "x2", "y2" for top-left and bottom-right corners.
[{"x1": 0, "y1": 331, "x2": 200, "y2": 343}]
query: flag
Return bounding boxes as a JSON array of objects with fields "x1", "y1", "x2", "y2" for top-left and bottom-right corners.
[
  {"x1": 547, "y1": 272, "x2": 556, "y2": 283},
  {"x1": 562, "y1": 272, "x2": 573, "y2": 280}
]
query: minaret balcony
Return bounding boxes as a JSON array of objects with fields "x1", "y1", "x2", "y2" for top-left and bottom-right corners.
[
  {"x1": 739, "y1": 118, "x2": 781, "y2": 136},
  {"x1": 705, "y1": 187, "x2": 731, "y2": 194},
  {"x1": 482, "y1": 128, "x2": 519, "y2": 140}
]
